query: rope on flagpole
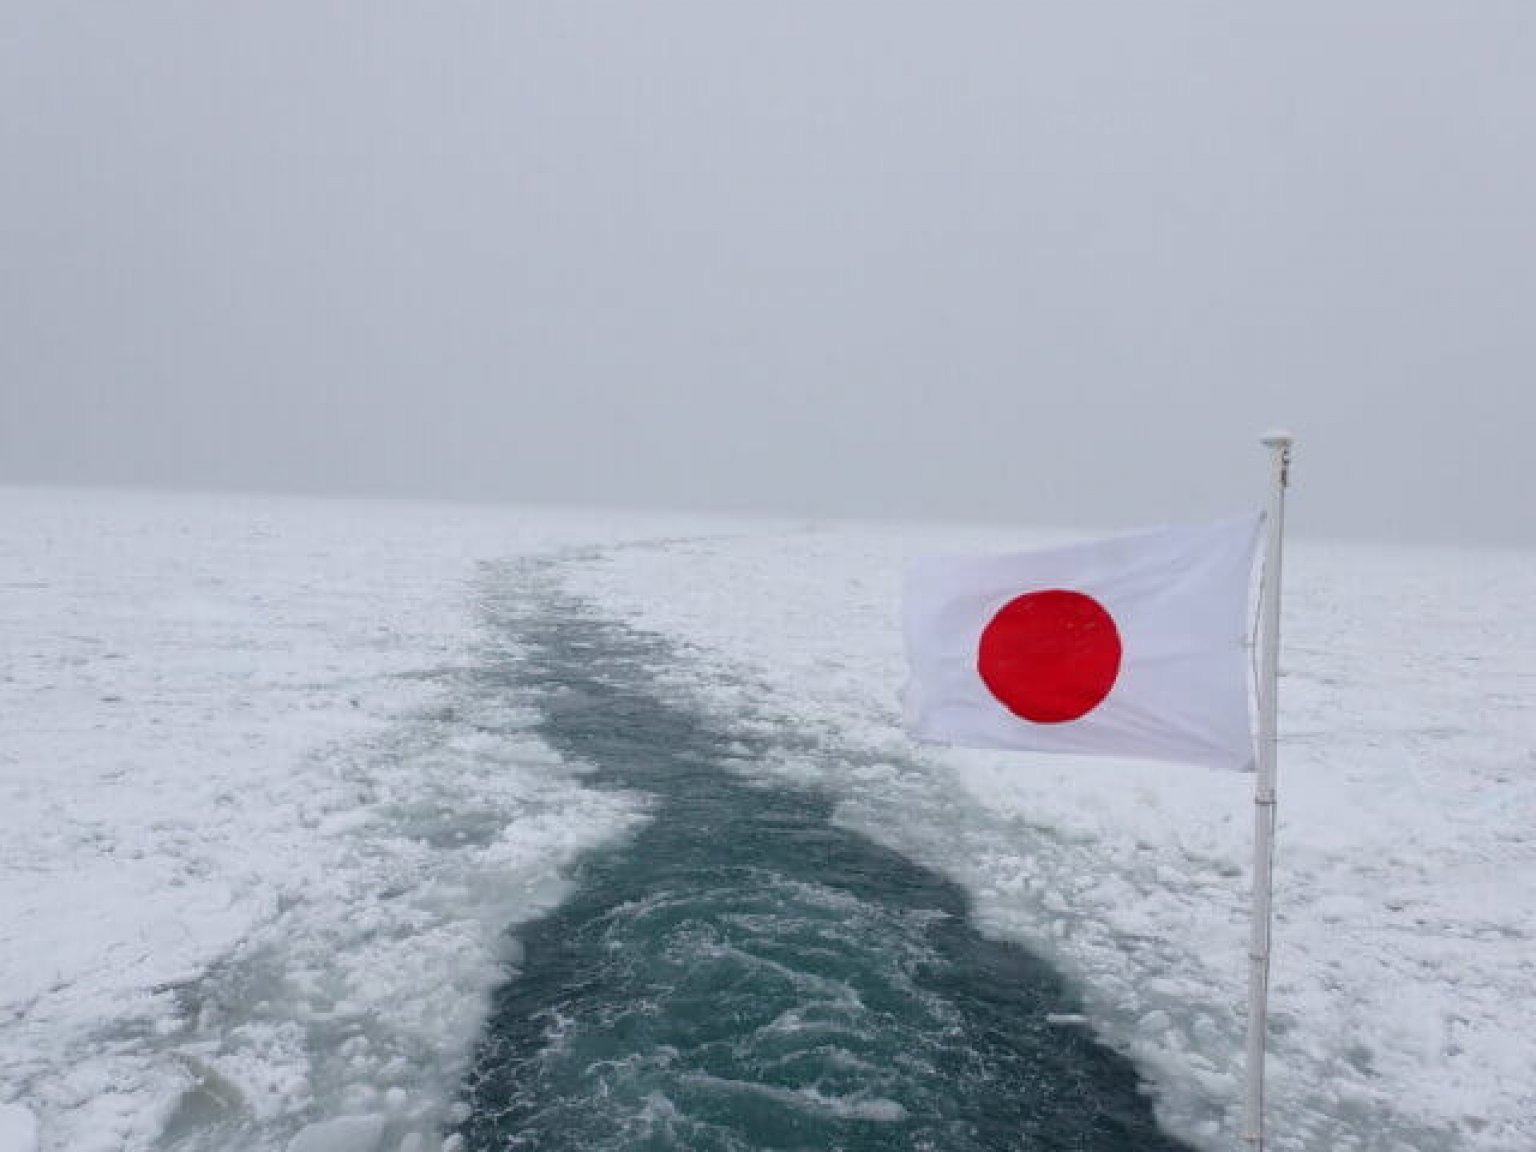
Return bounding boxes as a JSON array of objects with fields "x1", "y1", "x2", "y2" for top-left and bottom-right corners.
[{"x1": 1245, "y1": 430, "x2": 1292, "y2": 1151}]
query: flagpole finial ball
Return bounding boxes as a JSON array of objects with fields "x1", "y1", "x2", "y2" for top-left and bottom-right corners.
[{"x1": 1260, "y1": 429, "x2": 1294, "y2": 449}]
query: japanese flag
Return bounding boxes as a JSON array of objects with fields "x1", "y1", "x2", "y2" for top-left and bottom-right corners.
[{"x1": 902, "y1": 515, "x2": 1263, "y2": 769}]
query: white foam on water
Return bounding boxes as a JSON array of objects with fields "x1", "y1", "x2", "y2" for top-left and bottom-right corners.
[{"x1": 679, "y1": 1074, "x2": 909, "y2": 1123}]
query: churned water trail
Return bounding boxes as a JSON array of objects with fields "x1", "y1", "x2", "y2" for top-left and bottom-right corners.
[{"x1": 457, "y1": 569, "x2": 1193, "y2": 1151}]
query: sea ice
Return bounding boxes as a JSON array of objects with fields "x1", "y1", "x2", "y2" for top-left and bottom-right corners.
[
  {"x1": 0, "y1": 1104, "x2": 39, "y2": 1152},
  {"x1": 7, "y1": 489, "x2": 1533, "y2": 1152}
]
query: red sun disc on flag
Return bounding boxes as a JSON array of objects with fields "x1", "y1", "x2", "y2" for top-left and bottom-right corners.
[{"x1": 977, "y1": 589, "x2": 1122, "y2": 724}]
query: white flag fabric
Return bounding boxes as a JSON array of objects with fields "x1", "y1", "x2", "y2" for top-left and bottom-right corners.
[{"x1": 902, "y1": 515, "x2": 1263, "y2": 769}]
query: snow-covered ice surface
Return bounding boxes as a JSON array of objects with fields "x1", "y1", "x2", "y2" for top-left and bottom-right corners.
[
  {"x1": 4, "y1": 487, "x2": 1534, "y2": 1152},
  {"x1": 567, "y1": 525, "x2": 1536, "y2": 1152},
  {"x1": 0, "y1": 488, "x2": 713, "y2": 1152}
]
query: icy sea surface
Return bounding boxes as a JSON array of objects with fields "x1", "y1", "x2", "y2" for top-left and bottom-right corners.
[
  {"x1": 6, "y1": 489, "x2": 1535, "y2": 1152},
  {"x1": 458, "y1": 564, "x2": 1190, "y2": 1151}
]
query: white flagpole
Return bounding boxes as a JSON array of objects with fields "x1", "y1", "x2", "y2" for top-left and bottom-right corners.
[{"x1": 1245, "y1": 430, "x2": 1292, "y2": 1150}]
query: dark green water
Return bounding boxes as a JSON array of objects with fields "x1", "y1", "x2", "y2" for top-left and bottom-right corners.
[{"x1": 458, "y1": 582, "x2": 1192, "y2": 1152}]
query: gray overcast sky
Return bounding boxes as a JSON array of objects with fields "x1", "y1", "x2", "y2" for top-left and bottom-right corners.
[{"x1": 2, "y1": 3, "x2": 1533, "y2": 544}]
